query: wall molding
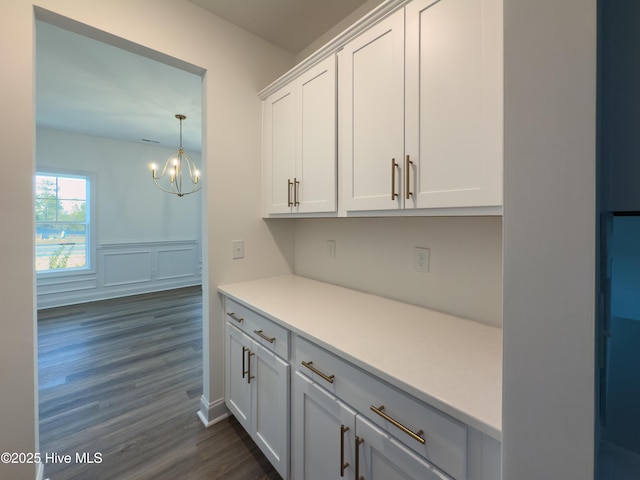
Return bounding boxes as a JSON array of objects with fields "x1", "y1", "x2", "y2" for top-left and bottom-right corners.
[
  {"x1": 37, "y1": 239, "x2": 202, "y2": 309},
  {"x1": 197, "y1": 395, "x2": 229, "y2": 428}
]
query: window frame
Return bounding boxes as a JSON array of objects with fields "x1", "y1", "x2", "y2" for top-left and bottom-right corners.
[{"x1": 35, "y1": 168, "x2": 96, "y2": 276}]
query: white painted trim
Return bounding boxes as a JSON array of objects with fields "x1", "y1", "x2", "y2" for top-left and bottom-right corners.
[
  {"x1": 98, "y1": 238, "x2": 199, "y2": 248},
  {"x1": 36, "y1": 461, "x2": 45, "y2": 480},
  {"x1": 36, "y1": 239, "x2": 202, "y2": 309},
  {"x1": 197, "y1": 395, "x2": 229, "y2": 427},
  {"x1": 257, "y1": 0, "x2": 409, "y2": 99}
]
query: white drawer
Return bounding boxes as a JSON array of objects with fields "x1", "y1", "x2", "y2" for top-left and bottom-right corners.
[
  {"x1": 295, "y1": 335, "x2": 467, "y2": 480},
  {"x1": 224, "y1": 297, "x2": 289, "y2": 359}
]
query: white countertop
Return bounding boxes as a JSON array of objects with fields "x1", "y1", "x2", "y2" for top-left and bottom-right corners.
[{"x1": 218, "y1": 275, "x2": 502, "y2": 440}]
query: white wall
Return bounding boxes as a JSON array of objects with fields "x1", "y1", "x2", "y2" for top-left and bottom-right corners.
[
  {"x1": 293, "y1": 217, "x2": 502, "y2": 326},
  {"x1": 0, "y1": 3, "x2": 38, "y2": 478},
  {"x1": 36, "y1": 128, "x2": 203, "y2": 308},
  {"x1": 37, "y1": 128, "x2": 202, "y2": 244},
  {"x1": 502, "y1": 1, "x2": 596, "y2": 479},
  {"x1": 0, "y1": 1, "x2": 295, "y2": 479}
]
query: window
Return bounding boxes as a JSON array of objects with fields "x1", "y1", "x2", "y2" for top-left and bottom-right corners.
[{"x1": 35, "y1": 172, "x2": 90, "y2": 273}]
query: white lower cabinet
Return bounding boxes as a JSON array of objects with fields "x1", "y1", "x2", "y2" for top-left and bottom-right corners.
[
  {"x1": 221, "y1": 291, "x2": 501, "y2": 480},
  {"x1": 225, "y1": 323, "x2": 252, "y2": 431},
  {"x1": 356, "y1": 414, "x2": 452, "y2": 480},
  {"x1": 293, "y1": 372, "x2": 357, "y2": 479},
  {"x1": 294, "y1": 371, "x2": 452, "y2": 480},
  {"x1": 225, "y1": 321, "x2": 290, "y2": 479}
]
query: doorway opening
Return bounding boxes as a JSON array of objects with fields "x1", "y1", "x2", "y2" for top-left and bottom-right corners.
[{"x1": 35, "y1": 14, "x2": 207, "y2": 479}]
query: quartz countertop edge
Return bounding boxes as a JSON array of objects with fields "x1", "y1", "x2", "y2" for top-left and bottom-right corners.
[{"x1": 218, "y1": 274, "x2": 502, "y2": 441}]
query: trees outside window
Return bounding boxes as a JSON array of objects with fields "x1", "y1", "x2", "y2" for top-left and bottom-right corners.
[{"x1": 35, "y1": 173, "x2": 90, "y2": 272}]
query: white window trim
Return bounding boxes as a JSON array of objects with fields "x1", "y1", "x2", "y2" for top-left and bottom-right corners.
[{"x1": 35, "y1": 168, "x2": 97, "y2": 277}]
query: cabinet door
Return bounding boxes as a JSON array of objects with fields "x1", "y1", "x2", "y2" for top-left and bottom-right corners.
[
  {"x1": 293, "y1": 371, "x2": 357, "y2": 480},
  {"x1": 296, "y1": 56, "x2": 337, "y2": 214},
  {"x1": 405, "y1": 0, "x2": 503, "y2": 209},
  {"x1": 264, "y1": 83, "x2": 296, "y2": 214},
  {"x1": 225, "y1": 322, "x2": 252, "y2": 432},
  {"x1": 252, "y1": 341, "x2": 290, "y2": 479},
  {"x1": 340, "y1": 8, "x2": 405, "y2": 212},
  {"x1": 356, "y1": 415, "x2": 452, "y2": 480}
]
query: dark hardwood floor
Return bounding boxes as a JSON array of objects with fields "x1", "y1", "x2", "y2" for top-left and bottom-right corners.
[{"x1": 38, "y1": 286, "x2": 282, "y2": 480}]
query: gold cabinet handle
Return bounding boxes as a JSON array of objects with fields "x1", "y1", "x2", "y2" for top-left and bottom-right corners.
[
  {"x1": 301, "y1": 360, "x2": 335, "y2": 384},
  {"x1": 340, "y1": 425, "x2": 350, "y2": 477},
  {"x1": 370, "y1": 405, "x2": 425, "y2": 444},
  {"x1": 227, "y1": 312, "x2": 243, "y2": 323},
  {"x1": 355, "y1": 436, "x2": 364, "y2": 480},
  {"x1": 294, "y1": 177, "x2": 300, "y2": 206},
  {"x1": 287, "y1": 179, "x2": 293, "y2": 207},
  {"x1": 242, "y1": 346, "x2": 249, "y2": 379},
  {"x1": 405, "y1": 155, "x2": 413, "y2": 200},
  {"x1": 247, "y1": 351, "x2": 255, "y2": 384},
  {"x1": 391, "y1": 158, "x2": 399, "y2": 200},
  {"x1": 253, "y1": 329, "x2": 276, "y2": 343}
]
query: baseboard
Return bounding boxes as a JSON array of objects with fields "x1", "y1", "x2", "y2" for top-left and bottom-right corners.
[{"x1": 197, "y1": 395, "x2": 229, "y2": 427}]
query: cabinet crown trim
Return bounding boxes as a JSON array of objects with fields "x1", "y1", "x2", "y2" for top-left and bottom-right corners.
[{"x1": 258, "y1": 0, "x2": 409, "y2": 100}]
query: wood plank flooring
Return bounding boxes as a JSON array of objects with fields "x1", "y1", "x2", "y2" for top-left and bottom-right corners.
[{"x1": 38, "y1": 287, "x2": 282, "y2": 480}]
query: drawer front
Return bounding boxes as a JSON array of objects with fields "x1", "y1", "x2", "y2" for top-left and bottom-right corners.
[
  {"x1": 224, "y1": 297, "x2": 289, "y2": 359},
  {"x1": 295, "y1": 336, "x2": 467, "y2": 480}
]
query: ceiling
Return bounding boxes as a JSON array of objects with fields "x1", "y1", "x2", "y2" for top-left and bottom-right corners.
[
  {"x1": 188, "y1": 0, "x2": 370, "y2": 54},
  {"x1": 35, "y1": 1, "x2": 371, "y2": 153}
]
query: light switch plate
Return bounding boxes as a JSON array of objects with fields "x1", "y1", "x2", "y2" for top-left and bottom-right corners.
[{"x1": 232, "y1": 240, "x2": 244, "y2": 259}]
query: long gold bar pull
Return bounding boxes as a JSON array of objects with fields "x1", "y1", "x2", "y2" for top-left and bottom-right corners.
[
  {"x1": 405, "y1": 155, "x2": 413, "y2": 200},
  {"x1": 301, "y1": 360, "x2": 335, "y2": 384},
  {"x1": 355, "y1": 436, "x2": 364, "y2": 480},
  {"x1": 242, "y1": 346, "x2": 249, "y2": 379},
  {"x1": 247, "y1": 351, "x2": 255, "y2": 384},
  {"x1": 294, "y1": 177, "x2": 300, "y2": 206},
  {"x1": 287, "y1": 179, "x2": 293, "y2": 207},
  {"x1": 254, "y1": 329, "x2": 276, "y2": 344},
  {"x1": 340, "y1": 425, "x2": 350, "y2": 477},
  {"x1": 391, "y1": 158, "x2": 399, "y2": 200},
  {"x1": 226, "y1": 312, "x2": 243, "y2": 323},
  {"x1": 370, "y1": 405, "x2": 426, "y2": 444}
]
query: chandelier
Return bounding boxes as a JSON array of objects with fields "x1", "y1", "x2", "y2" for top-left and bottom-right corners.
[{"x1": 151, "y1": 114, "x2": 201, "y2": 197}]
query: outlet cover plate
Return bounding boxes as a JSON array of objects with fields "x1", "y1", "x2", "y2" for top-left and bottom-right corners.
[{"x1": 414, "y1": 247, "x2": 430, "y2": 273}]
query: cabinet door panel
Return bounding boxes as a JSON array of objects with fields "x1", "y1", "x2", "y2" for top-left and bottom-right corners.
[
  {"x1": 293, "y1": 371, "x2": 357, "y2": 480},
  {"x1": 265, "y1": 85, "x2": 296, "y2": 214},
  {"x1": 405, "y1": 0, "x2": 502, "y2": 209},
  {"x1": 357, "y1": 415, "x2": 452, "y2": 480},
  {"x1": 225, "y1": 323, "x2": 252, "y2": 432},
  {"x1": 340, "y1": 9, "x2": 405, "y2": 212},
  {"x1": 297, "y1": 56, "x2": 337, "y2": 213},
  {"x1": 252, "y1": 342, "x2": 290, "y2": 479}
]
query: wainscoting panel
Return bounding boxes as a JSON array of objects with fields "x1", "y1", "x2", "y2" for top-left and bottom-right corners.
[
  {"x1": 103, "y1": 250, "x2": 153, "y2": 287},
  {"x1": 157, "y1": 247, "x2": 197, "y2": 280},
  {"x1": 37, "y1": 239, "x2": 202, "y2": 309}
]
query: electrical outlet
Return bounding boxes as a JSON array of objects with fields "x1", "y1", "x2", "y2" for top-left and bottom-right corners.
[
  {"x1": 232, "y1": 240, "x2": 244, "y2": 259},
  {"x1": 414, "y1": 247, "x2": 430, "y2": 273},
  {"x1": 327, "y1": 240, "x2": 336, "y2": 259}
]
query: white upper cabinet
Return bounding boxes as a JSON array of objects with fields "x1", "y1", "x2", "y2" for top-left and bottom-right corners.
[
  {"x1": 263, "y1": 56, "x2": 337, "y2": 216},
  {"x1": 339, "y1": 9, "x2": 406, "y2": 212},
  {"x1": 264, "y1": 84, "x2": 296, "y2": 214},
  {"x1": 405, "y1": 0, "x2": 503, "y2": 210},
  {"x1": 340, "y1": 0, "x2": 503, "y2": 214}
]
